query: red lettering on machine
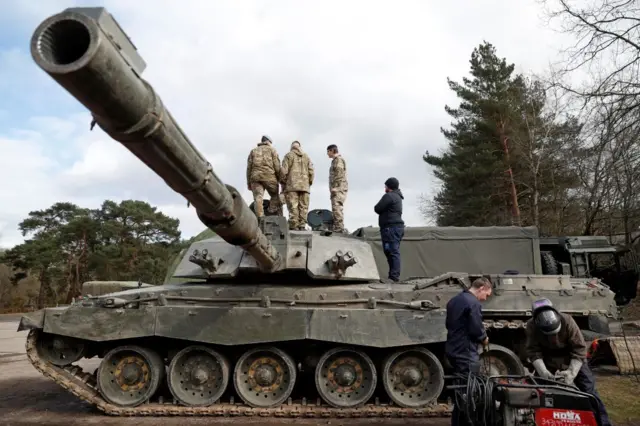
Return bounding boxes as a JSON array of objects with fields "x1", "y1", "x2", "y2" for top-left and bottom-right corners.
[{"x1": 535, "y1": 408, "x2": 598, "y2": 426}]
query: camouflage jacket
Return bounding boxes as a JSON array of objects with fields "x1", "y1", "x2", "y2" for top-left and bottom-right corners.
[
  {"x1": 280, "y1": 147, "x2": 314, "y2": 192},
  {"x1": 329, "y1": 155, "x2": 348, "y2": 192},
  {"x1": 246, "y1": 142, "x2": 281, "y2": 186},
  {"x1": 524, "y1": 312, "x2": 587, "y2": 371}
]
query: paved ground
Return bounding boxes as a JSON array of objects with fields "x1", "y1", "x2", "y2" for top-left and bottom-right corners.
[{"x1": 0, "y1": 314, "x2": 448, "y2": 426}]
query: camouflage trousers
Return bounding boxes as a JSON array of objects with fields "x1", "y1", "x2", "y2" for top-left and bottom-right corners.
[
  {"x1": 330, "y1": 190, "x2": 347, "y2": 232},
  {"x1": 251, "y1": 181, "x2": 282, "y2": 217},
  {"x1": 285, "y1": 191, "x2": 310, "y2": 230}
]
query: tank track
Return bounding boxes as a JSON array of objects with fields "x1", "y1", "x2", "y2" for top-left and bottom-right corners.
[{"x1": 25, "y1": 320, "x2": 526, "y2": 417}]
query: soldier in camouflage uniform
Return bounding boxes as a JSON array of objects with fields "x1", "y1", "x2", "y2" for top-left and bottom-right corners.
[
  {"x1": 327, "y1": 144, "x2": 348, "y2": 233},
  {"x1": 246, "y1": 135, "x2": 282, "y2": 217},
  {"x1": 280, "y1": 141, "x2": 315, "y2": 230}
]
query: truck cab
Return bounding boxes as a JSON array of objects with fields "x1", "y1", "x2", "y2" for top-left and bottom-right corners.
[{"x1": 539, "y1": 236, "x2": 639, "y2": 305}]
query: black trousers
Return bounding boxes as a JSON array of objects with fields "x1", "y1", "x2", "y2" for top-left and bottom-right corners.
[
  {"x1": 380, "y1": 226, "x2": 404, "y2": 281},
  {"x1": 447, "y1": 357, "x2": 480, "y2": 426},
  {"x1": 553, "y1": 361, "x2": 612, "y2": 426}
]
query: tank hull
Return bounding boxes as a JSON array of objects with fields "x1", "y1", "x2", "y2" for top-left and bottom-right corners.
[
  {"x1": 19, "y1": 274, "x2": 616, "y2": 416},
  {"x1": 22, "y1": 280, "x2": 615, "y2": 345}
]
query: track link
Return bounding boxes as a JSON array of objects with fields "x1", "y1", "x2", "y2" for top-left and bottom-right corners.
[{"x1": 25, "y1": 329, "x2": 453, "y2": 418}]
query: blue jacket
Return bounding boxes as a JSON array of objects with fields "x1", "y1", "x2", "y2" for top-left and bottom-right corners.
[{"x1": 445, "y1": 290, "x2": 487, "y2": 366}]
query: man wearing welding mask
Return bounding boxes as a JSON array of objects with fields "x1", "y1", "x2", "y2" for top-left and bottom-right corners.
[{"x1": 525, "y1": 298, "x2": 612, "y2": 426}]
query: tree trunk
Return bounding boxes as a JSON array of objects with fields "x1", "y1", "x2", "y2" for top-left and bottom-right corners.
[
  {"x1": 37, "y1": 268, "x2": 48, "y2": 309},
  {"x1": 624, "y1": 212, "x2": 631, "y2": 245},
  {"x1": 532, "y1": 178, "x2": 540, "y2": 230},
  {"x1": 498, "y1": 119, "x2": 521, "y2": 226}
]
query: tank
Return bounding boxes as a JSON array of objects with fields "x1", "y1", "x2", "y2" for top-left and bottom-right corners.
[{"x1": 19, "y1": 6, "x2": 619, "y2": 418}]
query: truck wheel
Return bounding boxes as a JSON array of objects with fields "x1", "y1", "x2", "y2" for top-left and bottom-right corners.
[{"x1": 541, "y1": 251, "x2": 559, "y2": 275}]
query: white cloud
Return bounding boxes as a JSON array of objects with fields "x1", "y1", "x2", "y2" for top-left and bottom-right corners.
[
  {"x1": 0, "y1": 134, "x2": 61, "y2": 247},
  {"x1": 0, "y1": 0, "x2": 575, "y2": 248}
]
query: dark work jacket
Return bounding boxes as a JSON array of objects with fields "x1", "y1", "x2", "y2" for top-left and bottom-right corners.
[
  {"x1": 445, "y1": 290, "x2": 487, "y2": 366},
  {"x1": 374, "y1": 189, "x2": 404, "y2": 228},
  {"x1": 525, "y1": 312, "x2": 588, "y2": 371}
]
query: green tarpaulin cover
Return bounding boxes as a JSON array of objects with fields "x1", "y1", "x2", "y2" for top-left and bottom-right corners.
[{"x1": 351, "y1": 226, "x2": 542, "y2": 280}]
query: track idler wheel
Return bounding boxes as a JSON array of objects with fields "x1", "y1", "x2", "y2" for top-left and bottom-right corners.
[
  {"x1": 97, "y1": 345, "x2": 165, "y2": 407},
  {"x1": 35, "y1": 332, "x2": 86, "y2": 366},
  {"x1": 478, "y1": 343, "x2": 525, "y2": 376},
  {"x1": 381, "y1": 347, "x2": 445, "y2": 408},
  {"x1": 233, "y1": 346, "x2": 296, "y2": 408},
  {"x1": 168, "y1": 345, "x2": 230, "y2": 406},
  {"x1": 315, "y1": 347, "x2": 377, "y2": 408}
]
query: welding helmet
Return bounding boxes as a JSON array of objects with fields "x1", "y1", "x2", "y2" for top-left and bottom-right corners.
[{"x1": 532, "y1": 298, "x2": 562, "y2": 335}]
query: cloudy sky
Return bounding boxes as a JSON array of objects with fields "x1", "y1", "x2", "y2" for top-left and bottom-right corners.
[{"x1": 0, "y1": 0, "x2": 572, "y2": 248}]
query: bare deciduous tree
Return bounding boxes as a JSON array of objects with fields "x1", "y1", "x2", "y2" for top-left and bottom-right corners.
[
  {"x1": 508, "y1": 76, "x2": 580, "y2": 231},
  {"x1": 539, "y1": 0, "x2": 640, "y2": 109}
]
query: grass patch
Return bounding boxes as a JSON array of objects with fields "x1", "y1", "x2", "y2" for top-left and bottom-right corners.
[{"x1": 595, "y1": 374, "x2": 640, "y2": 425}]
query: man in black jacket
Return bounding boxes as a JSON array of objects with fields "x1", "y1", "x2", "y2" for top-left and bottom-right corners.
[{"x1": 374, "y1": 177, "x2": 405, "y2": 282}]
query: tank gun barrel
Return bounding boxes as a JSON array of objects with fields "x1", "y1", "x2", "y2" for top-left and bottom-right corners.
[{"x1": 29, "y1": 8, "x2": 282, "y2": 272}]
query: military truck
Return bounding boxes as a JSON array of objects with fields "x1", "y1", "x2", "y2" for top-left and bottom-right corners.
[
  {"x1": 539, "y1": 236, "x2": 639, "y2": 306},
  {"x1": 18, "y1": 6, "x2": 623, "y2": 419},
  {"x1": 353, "y1": 225, "x2": 639, "y2": 307}
]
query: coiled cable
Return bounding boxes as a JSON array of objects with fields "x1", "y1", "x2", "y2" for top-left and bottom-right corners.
[{"x1": 450, "y1": 371, "x2": 496, "y2": 426}]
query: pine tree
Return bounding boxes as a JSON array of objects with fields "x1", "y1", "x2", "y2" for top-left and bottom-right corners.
[{"x1": 424, "y1": 42, "x2": 525, "y2": 226}]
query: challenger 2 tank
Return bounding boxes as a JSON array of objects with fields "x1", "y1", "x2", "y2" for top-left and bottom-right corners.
[{"x1": 18, "y1": 6, "x2": 619, "y2": 418}]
